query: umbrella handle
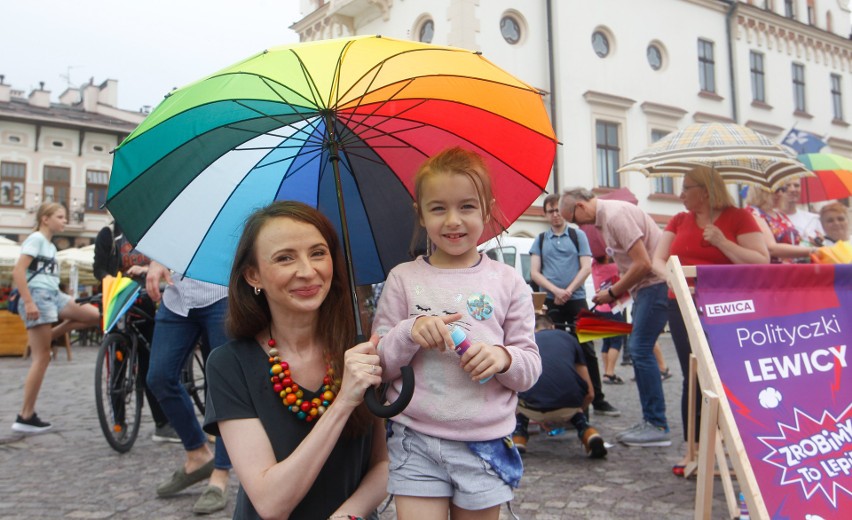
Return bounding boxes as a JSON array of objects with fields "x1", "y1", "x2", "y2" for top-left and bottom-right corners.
[{"x1": 364, "y1": 365, "x2": 415, "y2": 418}]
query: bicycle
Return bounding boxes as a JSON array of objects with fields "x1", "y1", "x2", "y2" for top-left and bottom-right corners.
[{"x1": 90, "y1": 290, "x2": 207, "y2": 453}]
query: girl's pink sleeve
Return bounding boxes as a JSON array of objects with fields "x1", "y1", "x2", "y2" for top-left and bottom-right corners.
[
  {"x1": 371, "y1": 270, "x2": 421, "y2": 381},
  {"x1": 493, "y1": 275, "x2": 542, "y2": 392}
]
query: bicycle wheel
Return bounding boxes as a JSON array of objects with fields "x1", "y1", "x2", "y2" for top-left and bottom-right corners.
[
  {"x1": 94, "y1": 333, "x2": 143, "y2": 453},
  {"x1": 182, "y1": 345, "x2": 207, "y2": 416}
]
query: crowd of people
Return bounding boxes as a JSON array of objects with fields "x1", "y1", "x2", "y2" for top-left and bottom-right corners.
[{"x1": 7, "y1": 144, "x2": 850, "y2": 518}]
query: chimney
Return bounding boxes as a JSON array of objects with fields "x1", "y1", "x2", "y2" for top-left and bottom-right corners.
[
  {"x1": 82, "y1": 79, "x2": 99, "y2": 112},
  {"x1": 0, "y1": 75, "x2": 9, "y2": 103},
  {"x1": 28, "y1": 82, "x2": 51, "y2": 108},
  {"x1": 98, "y1": 79, "x2": 117, "y2": 107}
]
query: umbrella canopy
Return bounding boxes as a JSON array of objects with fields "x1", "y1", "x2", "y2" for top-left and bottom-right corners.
[
  {"x1": 795, "y1": 153, "x2": 852, "y2": 203},
  {"x1": 618, "y1": 122, "x2": 812, "y2": 190},
  {"x1": 106, "y1": 35, "x2": 556, "y2": 290}
]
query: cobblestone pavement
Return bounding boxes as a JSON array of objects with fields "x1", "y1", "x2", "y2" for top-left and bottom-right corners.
[{"x1": 0, "y1": 334, "x2": 731, "y2": 519}]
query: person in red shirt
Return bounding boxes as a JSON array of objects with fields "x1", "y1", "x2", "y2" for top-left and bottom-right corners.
[{"x1": 652, "y1": 165, "x2": 768, "y2": 476}]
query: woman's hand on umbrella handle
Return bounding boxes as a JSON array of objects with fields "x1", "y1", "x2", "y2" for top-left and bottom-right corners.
[
  {"x1": 338, "y1": 334, "x2": 382, "y2": 409},
  {"x1": 411, "y1": 313, "x2": 463, "y2": 351}
]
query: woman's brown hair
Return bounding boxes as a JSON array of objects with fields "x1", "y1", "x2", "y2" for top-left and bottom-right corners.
[{"x1": 226, "y1": 201, "x2": 372, "y2": 434}]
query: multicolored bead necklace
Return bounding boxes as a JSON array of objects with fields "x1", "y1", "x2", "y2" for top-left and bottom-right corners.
[{"x1": 267, "y1": 335, "x2": 340, "y2": 422}]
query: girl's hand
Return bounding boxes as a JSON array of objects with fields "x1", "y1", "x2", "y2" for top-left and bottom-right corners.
[
  {"x1": 24, "y1": 300, "x2": 39, "y2": 321},
  {"x1": 411, "y1": 313, "x2": 463, "y2": 351},
  {"x1": 336, "y1": 334, "x2": 382, "y2": 409},
  {"x1": 460, "y1": 342, "x2": 510, "y2": 382}
]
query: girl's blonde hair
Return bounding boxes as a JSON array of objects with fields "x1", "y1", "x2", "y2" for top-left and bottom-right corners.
[
  {"x1": 34, "y1": 202, "x2": 65, "y2": 230},
  {"x1": 684, "y1": 165, "x2": 733, "y2": 209},
  {"x1": 410, "y1": 147, "x2": 506, "y2": 256}
]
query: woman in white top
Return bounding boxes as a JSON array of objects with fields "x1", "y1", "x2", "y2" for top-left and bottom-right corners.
[{"x1": 11, "y1": 202, "x2": 99, "y2": 434}]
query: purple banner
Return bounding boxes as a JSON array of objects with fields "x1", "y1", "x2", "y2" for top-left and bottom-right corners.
[{"x1": 696, "y1": 264, "x2": 852, "y2": 520}]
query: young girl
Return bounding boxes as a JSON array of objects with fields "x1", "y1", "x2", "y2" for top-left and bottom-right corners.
[
  {"x1": 372, "y1": 147, "x2": 541, "y2": 520},
  {"x1": 590, "y1": 255, "x2": 625, "y2": 384},
  {"x1": 11, "y1": 202, "x2": 100, "y2": 433}
]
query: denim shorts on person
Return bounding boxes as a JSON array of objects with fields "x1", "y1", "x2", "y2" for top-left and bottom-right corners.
[
  {"x1": 19, "y1": 288, "x2": 71, "y2": 329},
  {"x1": 386, "y1": 421, "x2": 514, "y2": 511}
]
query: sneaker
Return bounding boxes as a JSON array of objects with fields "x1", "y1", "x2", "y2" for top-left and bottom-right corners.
[
  {"x1": 512, "y1": 434, "x2": 528, "y2": 454},
  {"x1": 615, "y1": 422, "x2": 645, "y2": 441},
  {"x1": 593, "y1": 401, "x2": 621, "y2": 417},
  {"x1": 11, "y1": 413, "x2": 52, "y2": 434},
  {"x1": 152, "y1": 424, "x2": 182, "y2": 443},
  {"x1": 581, "y1": 427, "x2": 607, "y2": 459},
  {"x1": 660, "y1": 368, "x2": 673, "y2": 381},
  {"x1": 618, "y1": 421, "x2": 672, "y2": 447}
]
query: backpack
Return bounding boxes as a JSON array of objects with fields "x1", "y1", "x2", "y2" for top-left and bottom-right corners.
[{"x1": 530, "y1": 228, "x2": 580, "y2": 292}]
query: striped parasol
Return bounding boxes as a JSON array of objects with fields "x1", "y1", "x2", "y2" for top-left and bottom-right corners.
[{"x1": 618, "y1": 123, "x2": 812, "y2": 190}]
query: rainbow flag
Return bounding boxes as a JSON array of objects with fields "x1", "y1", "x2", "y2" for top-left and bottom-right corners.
[
  {"x1": 575, "y1": 309, "x2": 633, "y2": 343},
  {"x1": 101, "y1": 273, "x2": 141, "y2": 333}
]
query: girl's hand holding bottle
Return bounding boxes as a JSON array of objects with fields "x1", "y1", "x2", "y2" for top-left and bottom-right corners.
[{"x1": 457, "y1": 339, "x2": 510, "y2": 383}]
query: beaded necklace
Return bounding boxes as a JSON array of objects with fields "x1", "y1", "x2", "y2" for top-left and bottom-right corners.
[{"x1": 267, "y1": 335, "x2": 340, "y2": 423}]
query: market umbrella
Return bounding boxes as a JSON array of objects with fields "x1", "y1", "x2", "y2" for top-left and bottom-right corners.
[
  {"x1": 0, "y1": 237, "x2": 20, "y2": 282},
  {"x1": 106, "y1": 35, "x2": 556, "y2": 416},
  {"x1": 617, "y1": 122, "x2": 812, "y2": 190},
  {"x1": 795, "y1": 153, "x2": 852, "y2": 203}
]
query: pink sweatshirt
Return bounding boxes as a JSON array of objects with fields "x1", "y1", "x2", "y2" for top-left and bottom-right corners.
[{"x1": 373, "y1": 255, "x2": 541, "y2": 441}]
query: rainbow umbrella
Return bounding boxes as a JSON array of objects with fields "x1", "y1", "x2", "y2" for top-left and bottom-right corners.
[
  {"x1": 106, "y1": 35, "x2": 554, "y2": 326},
  {"x1": 101, "y1": 273, "x2": 141, "y2": 333},
  {"x1": 105, "y1": 35, "x2": 556, "y2": 417},
  {"x1": 796, "y1": 153, "x2": 852, "y2": 203}
]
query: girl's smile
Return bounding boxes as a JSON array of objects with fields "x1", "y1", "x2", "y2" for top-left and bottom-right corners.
[{"x1": 418, "y1": 172, "x2": 486, "y2": 268}]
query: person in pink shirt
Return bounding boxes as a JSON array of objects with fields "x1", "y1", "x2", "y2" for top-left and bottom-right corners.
[
  {"x1": 373, "y1": 147, "x2": 541, "y2": 520},
  {"x1": 560, "y1": 187, "x2": 670, "y2": 448}
]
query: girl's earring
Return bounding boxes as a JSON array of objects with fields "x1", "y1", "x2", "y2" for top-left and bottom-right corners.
[{"x1": 253, "y1": 286, "x2": 262, "y2": 296}]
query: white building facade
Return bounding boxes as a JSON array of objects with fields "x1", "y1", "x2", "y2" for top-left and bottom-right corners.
[
  {"x1": 293, "y1": 0, "x2": 852, "y2": 234},
  {"x1": 0, "y1": 78, "x2": 143, "y2": 248}
]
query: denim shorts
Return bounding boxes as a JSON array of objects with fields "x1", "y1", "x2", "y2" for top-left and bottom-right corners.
[
  {"x1": 19, "y1": 287, "x2": 71, "y2": 328},
  {"x1": 387, "y1": 421, "x2": 514, "y2": 510}
]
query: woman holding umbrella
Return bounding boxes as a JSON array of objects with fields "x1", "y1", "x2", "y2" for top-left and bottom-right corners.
[
  {"x1": 652, "y1": 165, "x2": 769, "y2": 476},
  {"x1": 203, "y1": 201, "x2": 388, "y2": 520}
]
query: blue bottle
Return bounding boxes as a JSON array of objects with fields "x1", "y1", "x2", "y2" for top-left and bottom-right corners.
[{"x1": 449, "y1": 326, "x2": 493, "y2": 383}]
